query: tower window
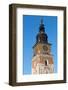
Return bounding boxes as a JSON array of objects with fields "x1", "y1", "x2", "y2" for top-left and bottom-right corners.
[{"x1": 45, "y1": 60, "x2": 48, "y2": 66}]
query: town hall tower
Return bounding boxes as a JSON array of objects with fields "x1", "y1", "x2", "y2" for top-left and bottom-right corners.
[{"x1": 32, "y1": 19, "x2": 54, "y2": 74}]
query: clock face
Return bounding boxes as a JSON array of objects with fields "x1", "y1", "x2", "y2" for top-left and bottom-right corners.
[{"x1": 43, "y1": 45, "x2": 48, "y2": 51}]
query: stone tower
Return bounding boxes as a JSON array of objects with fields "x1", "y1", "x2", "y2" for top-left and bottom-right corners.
[{"x1": 32, "y1": 19, "x2": 54, "y2": 74}]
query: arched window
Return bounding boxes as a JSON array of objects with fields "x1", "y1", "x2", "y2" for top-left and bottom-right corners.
[{"x1": 45, "y1": 60, "x2": 48, "y2": 66}]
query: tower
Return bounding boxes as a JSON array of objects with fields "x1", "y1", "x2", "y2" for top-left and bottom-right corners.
[{"x1": 32, "y1": 19, "x2": 54, "y2": 74}]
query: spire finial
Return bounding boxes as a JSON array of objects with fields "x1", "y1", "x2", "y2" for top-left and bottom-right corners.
[
  {"x1": 39, "y1": 17, "x2": 45, "y2": 33},
  {"x1": 41, "y1": 18, "x2": 43, "y2": 24}
]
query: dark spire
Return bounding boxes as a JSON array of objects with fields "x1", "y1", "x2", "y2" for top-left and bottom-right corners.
[
  {"x1": 40, "y1": 18, "x2": 43, "y2": 24},
  {"x1": 39, "y1": 18, "x2": 45, "y2": 33},
  {"x1": 36, "y1": 18, "x2": 48, "y2": 44}
]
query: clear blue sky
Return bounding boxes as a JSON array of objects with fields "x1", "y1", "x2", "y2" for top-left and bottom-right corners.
[{"x1": 23, "y1": 15, "x2": 57, "y2": 74}]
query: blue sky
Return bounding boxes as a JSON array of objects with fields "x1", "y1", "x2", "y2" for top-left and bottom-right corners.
[{"x1": 23, "y1": 15, "x2": 57, "y2": 74}]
